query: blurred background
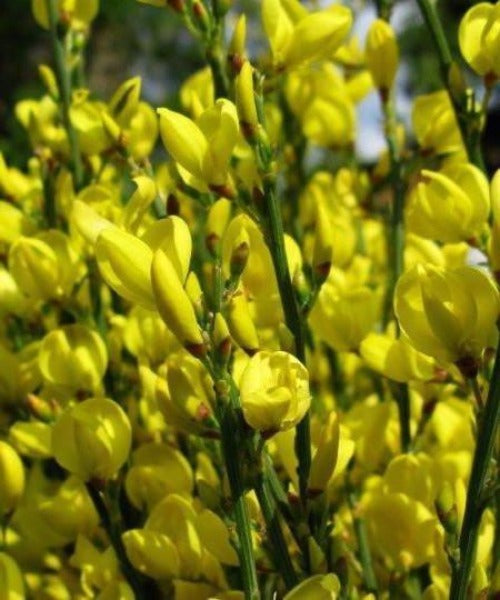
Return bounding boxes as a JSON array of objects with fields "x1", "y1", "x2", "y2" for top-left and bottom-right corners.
[{"x1": 1, "y1": 0, "x2": 498, "y2": 170}]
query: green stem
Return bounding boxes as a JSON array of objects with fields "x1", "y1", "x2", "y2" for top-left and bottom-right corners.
[
  {"x1": 449, "y1": 355, "x2": 500, "y2": 598},
  {"x1": 391, "y1": 382, "x2": 412, "y2": 453},
  {"x1": 255, "y1": 473, "x2": 299, "y2": 590},
  {"x1": 85, "y1": 483, "x2": 146, "y2": 599},
  {"x1": 262, "y1": 179, "x2": 311, "y2": 507},
  {"x1": 217, "y1": 387, "x2": 260, "y2": 600},
  {"x1": 205, "y1": 16, "x2": 228, "y2": 98},
  {"x1": 415, "y1": 0, "x2": 485, "y2": 171},
  {"x1": 348, "y1": 490, "x2": 378, "y2": 594},
  {"x1": 46, "y1": 0, "x2": 83, "y2": 188}
]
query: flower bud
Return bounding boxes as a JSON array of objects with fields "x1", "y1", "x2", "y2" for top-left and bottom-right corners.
[
  {"x1": 284, "y1": 574, "x2": 340, "y2": 600},
  {"x1": 435, "y1": 482, "x2": 458, "y2": 535},
  {"x1": 226, "y1": 292, "x2": 259, "y2": 355},
  {"x1": 459, "y1": 2, "x2": 500, "y2": 80},
  {"x1": 206, "y1": 198, "x2": 232, "y2": 255},
  {"x1": 235, "y1": 61, "x2": 259, "y2": 140},
  {"x1": 240, "y1": 351, "x2": 311, "y2": 435},
  {"x1": 151, "y1": 250, "x2": 205, "y2": 354},
  {"x1": 52, "y1": 397, "x2": 132, "y2": 481},
  {"x1": 122, "y1": 529, "x2": 180, "y2": 580},
  {"x1": 0, "y1": 441, "x2": 25, "y2": 516},
  {"x1": 213, "y1": 312, "x2": 232, "y2": 363},
  {"x1": 228, "y1": 15, "x2": 247, "y2": 72},
  {"x1": 229, "y1": 229, "x2": 250, "y2": 281},
  {"x1": 39, "y1": 324, "x2": 108, "y2": 393},
  {"x1": 312, "y1": 202, "x2": 332, "y2": 283},
  {"x1": 308, "y1": 412, "x2": 340, "y2": 495},
  {"x1": 365, "y1": 19, "x2": 399, "y2": 96},
  {"x1": 96, "y1": 227, "x2": 156, "y2": 309}
]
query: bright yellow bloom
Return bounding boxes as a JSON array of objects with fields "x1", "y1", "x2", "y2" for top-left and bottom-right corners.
[
  {"x1": 38, "y1": 324, "x2": 108, "y2": 393},
  {"x1": 262, "y1": 0, "x2": 352, "y2": 69},
  {"x1": 406, "y1": 164, "x2": 489, "y2": 243},
  {"x1": 52, "y1": 397, "x2": 132, "y2": 481},
  {"x1": 308, "y1": 412, "x2": 340, "y2": 494},
  {"x1": 0, "y1": 442, "x2": 25, "y2": 516},
  {"x1": 240, "y1": 351, "x2": 311, "y2": 434},
  {"x1": 235, "y1": 61, "x2": 259, "y2": 133},
  {"x1": 122, "y1": 528, "x2": 180, "y2": 580},
  {"x1": 459, "y1": 2, "x2": 500, "y2": 79},
  {"x1": 395, "y1": 264, "x2": 500, "y2": 367},
  {"x1": 158, "y1": 99, "x2": 239, "y2": 191},
  {"x1": 365, "y1": 19, "x2": 399, "y2": 94}
]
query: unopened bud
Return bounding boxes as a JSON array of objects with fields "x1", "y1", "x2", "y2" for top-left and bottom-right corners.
[
  {"x1": 435, "y1": 483, "x2": 458, "y2": 535},
  {"x1": 228, "y1": 15, "x2": 247, "y2": 74}
]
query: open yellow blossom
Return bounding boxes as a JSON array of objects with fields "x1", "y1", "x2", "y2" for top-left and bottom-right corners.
[{"x1": 240, "y1": 351, "x2": 311, "y2": 434}]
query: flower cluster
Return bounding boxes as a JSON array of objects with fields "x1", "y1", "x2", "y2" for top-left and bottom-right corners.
[{"x1": 0, "y1": 0, "x2": 499, "y2": 599}]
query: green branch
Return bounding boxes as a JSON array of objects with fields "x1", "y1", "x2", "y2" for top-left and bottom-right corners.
[
  {"x1": 46, "y1": 0, "x2": 84, "y2": 188},
  {"x1": 449, "y1": 354, "x2": 500, "y2": 598}
]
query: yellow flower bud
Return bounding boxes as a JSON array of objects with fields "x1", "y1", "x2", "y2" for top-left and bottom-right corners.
[
  {"x1": 0, "y1": 553, "x2": 25, "y2": 599},
  {"x1": 284, "y1": 574, "x2": 341, "y2": 600},
  {"x1": 226, "y1": 292, "x2": 259, "y2": 354},
  {"x1": 228, "y1": 14, "x2": 247, "y2": 70},
  {"x1": 195, "y1": 509, "x2": 239, "y2": 566},
  {"x1": 180, "y1": 68, "x2": 214, "y2": 117},
  {"x1": 301, "y1": 93, "x2": 355, "y2": 149},
  {"x1": 71, "y1": 200, "x2": 114, "y2": 246},
  {"x1": 0, "y1": 442, "x2": 25, "y2": 516},
  {"x1": 406, "y1": 164, "x2": 489, "y2": 243},
  {"x1": 0, "y1": 202, "x2": 34, "y2": 246},
  {"x1": 206, "y1": 198, "x2": 232, "y2": 253},
  {"x1": 365, "y1": 19, "x2": 399, "y2": 94},
  {"x1": 39, "y1": 324, "x2": 108, "y2": 393},
  {"x1": 235, "y1": 61, "x2": 259, "y2": 135},
  {"x1": 308, "y1": 412, "x2": 340, "y2": 494},
  {"x1": 96, "y1": 227, "x2": 156, "y2": 309},
  {"x1": 395, "y1": 264, "x2": 500, "y2": 368},
  {"x1": 141, "y1": 215, "x2": 192, "y2": 284},
  {"x1": 213, "y1": 312, "x2": 231, "y2": 359},
  {"x1": 312, "y1": 201, "x2": 333, "y2": 281},
  {"x1": 122, "y1": 529, "x2": 180, "y2": 580},
  {"x1": 125, "y1": 442, "x2": 193, "y2": 510},
  {"x1": 240, "y1": 350, "x2": 311, "y2": 434},
  {"x1": 121, "y1": 176, "x2": 156, "y2": 234},
  {"x1": 459, "y1": 2, "x2": 500, "y2": 79},
  {"x1": 151, "y1": 250, "x2": 204, "y2": 353},
  {"x1": 52, "y1": 397, "x2": 132, "y2": 481}
]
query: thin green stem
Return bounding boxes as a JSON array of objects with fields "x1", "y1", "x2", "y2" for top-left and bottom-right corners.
[
  {"x1": 46, "y1": 0, "x2": 84, "y2": 188},
  {"x1": 391, "y1": 382, "x2": 412, "y2": 453},
  {"x1": 449, "y1": 360, "x2": 500, "y2": 598},
  {"x1": 348, "y1": 490, "x2": 378, "y2": 594},
  {"x1": 219, "y1": 405, "x2": 260, "y2": 600},
  {"x1": 415, "y1": 0, "x2": 485, "y2": 171},
  {"x1": 255, "y1": 473, "x2": 299, "y2": 590},
  {"x1": 85, "y1": 482, "x2": 146, "y2": 599},
  {"x1": 262, "y1": 179, "x2": 311, "y2": 507}
]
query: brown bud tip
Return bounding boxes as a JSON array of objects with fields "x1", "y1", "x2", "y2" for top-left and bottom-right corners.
[
  {"x1": 205, "y1": 232, "x2": 220, "y2": 256},
  {"x1": 166, "y1": 193, "x2": 180, "y2": 216},
  {"x1": 218, "y1": 336, "x2": 232, "y2": 360},
  {"x1": 209, "y1": 183, "x2": 235, "y2": 199},
  {"x1": 307, "y1": 488, "x2": 323, "y2": 500},
  {"x1": 228, "y1": 53, "x2": 244, "y2": 74},
  {"x1": 455, "y1": 355, "x2": 479, "y2": 379},
  {"x1": 196, "y1": 402, "x2": 211, "y2": 421},
  {"x1": 167, "y1": 0, "x2": 184, "y2": 11},
  {"x1": 315, "y1": 261, "x2": 331, "y2": 282},
  {"x1": 185, "y1": 342, "x2": 207, "y2": 359},
  {"x1": 240, "y1": 121, "x2": 258, "y2": 143}
]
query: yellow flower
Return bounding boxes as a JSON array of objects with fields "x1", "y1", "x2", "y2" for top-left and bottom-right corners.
[
  {"x1": 158, "y1": 99, "x2": 239, "y2": 191},
  {"x1": 0, "y1": 442, "x2": 25, "y2": 516},
  {"x1": 0, "y1": 553, "x2": 25, "y2": 599},
  {"x1": 125, "y1": 442, "x2": 193, "y2": 511},
  {"x1": 412, "y1": 91, "x2": 463, "y2": 155},
  {"x1": 235, "y1": 61, "x2": 259, "y2": 134},
  {"x1": 395, "y1": 264, "x2": 500, "y2": 368},
  {"x1": 122, "y1": 528, "x2": 180, "y2": 580},
  {"x1": 240, "y1": 351, "x2": 311, "y2": 434},
  {"x1": 459, "y1": 2, "x2": 500, "y2": 79},
  {"x1": 284, "y1": 574, "x2": 341, "y2": 599},
  {"x1": 38, "y1": 324, "x2": 108, "y2": 393},
  {"x1": 365, "y1": 19, "x2": 399, "y2": 94},
  {"x1": 52, "y1": 397, "x2": 132, "y2": 481},
  {"x1": 309, "y1": 268, "x2": 379, "y2": 352},
  {"x1": 360, "y1": 330, "x2": 435, "y2": 383},
  {"x1": 308, "y1": 412, "x2": 340, "y2": 494},
  {"x1": 151, "y1": 250, "x2": 204, "y2": 353},
  {"x1": 32, "y1": 0, "x2": 99, "y2": 30},
  {"x1": 406, "y1": 164, "x2": 489, "y2": 243},
  {"x1": 262, "y1": 0, "x2": 352, "y2": 69}
]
